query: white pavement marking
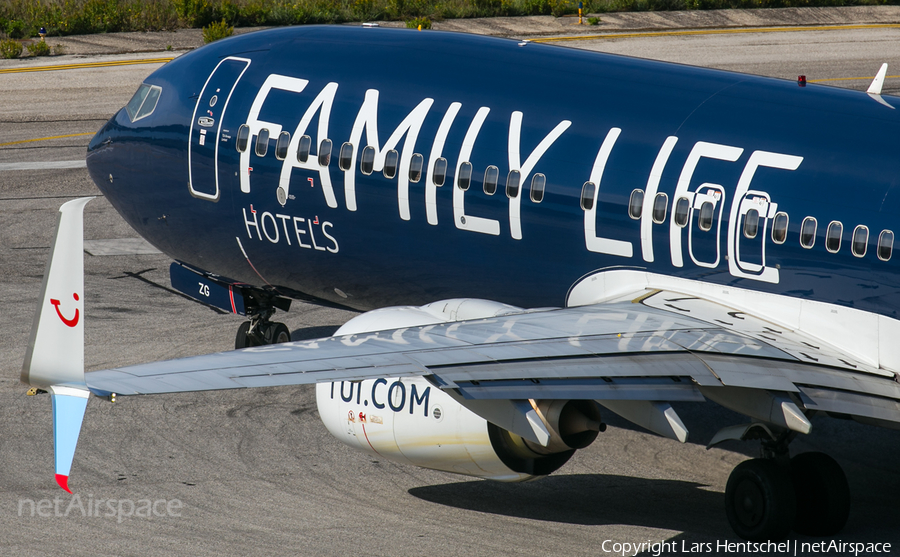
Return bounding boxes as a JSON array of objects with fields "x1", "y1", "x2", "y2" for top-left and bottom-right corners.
[{"x1": 0, "y1": 160, "x2": 87, "y2": 171}]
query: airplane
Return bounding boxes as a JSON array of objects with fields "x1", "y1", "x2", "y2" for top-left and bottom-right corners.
[{"x1": 21, "y1": 24, "x2": 900, "y2": 543}]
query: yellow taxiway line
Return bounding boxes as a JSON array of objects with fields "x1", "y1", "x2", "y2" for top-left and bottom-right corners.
[
  {"x1": 0, "y1": 57, "x2": 174, "y2": 75},
  {"x1": 531, "y1": 24, "x2": 900, "y2": 85},
  {"x1": 530, "y1": 23, "x2": 900, "y2": 43},
  {"x1": 0, "y1": 132, "x2": 95, "y2": 147}
]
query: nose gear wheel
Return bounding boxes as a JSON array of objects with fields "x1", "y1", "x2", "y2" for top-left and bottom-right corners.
[{"x1": 235, "y1": 308, "x2": 291, "y2": 348}]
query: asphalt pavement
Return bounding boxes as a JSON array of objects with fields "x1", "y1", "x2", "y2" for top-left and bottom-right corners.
[{"x1": 2, "y1": 9, "x2": 900, "y2": 556}]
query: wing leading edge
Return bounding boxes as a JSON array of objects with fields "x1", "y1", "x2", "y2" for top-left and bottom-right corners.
[{"x1": 84, "y1": 290, "x2": 900, "y2": 431}]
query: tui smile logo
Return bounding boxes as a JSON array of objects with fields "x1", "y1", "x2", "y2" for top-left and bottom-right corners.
[{"x1": 50, "y1": 293, "x2": 80, "y2": 328}]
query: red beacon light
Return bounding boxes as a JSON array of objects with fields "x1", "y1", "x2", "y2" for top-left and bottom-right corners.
[{"x1": 798, "y1": 75, "x2": 807, "y2": 87}]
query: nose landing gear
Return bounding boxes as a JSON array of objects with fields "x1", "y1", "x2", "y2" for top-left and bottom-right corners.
[
  {"x1": 235, "y1": 316, "x2": 291, "y2": 348},
  {"x1": 234, "y1": 295, "x2": 293, "y2": 349}
]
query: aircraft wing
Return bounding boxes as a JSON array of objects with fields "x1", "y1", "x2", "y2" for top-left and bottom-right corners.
[
  {"x1": 25, "y1": 199, "x2": 900, "y2": 492},
  {"x1": 85, "y1": 288, "x2": 900, "y2": 433}
]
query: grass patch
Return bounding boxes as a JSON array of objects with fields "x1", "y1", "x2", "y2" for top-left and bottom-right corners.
[
  {"x1": 26, "y1": 38, "x2": 51, "y2": 55},
  {"x1": 0, "y1": 0, "x2": 895, "y2": 39},
  {"x1": 406, "y1": 16, "x2": 432, "y2": 27},
  {"x1": 0, "y1": 38, "x2": 23, "y2": 58},
  {"x1": 202, "y1": 18, "x2": 233, "y2": 42}
]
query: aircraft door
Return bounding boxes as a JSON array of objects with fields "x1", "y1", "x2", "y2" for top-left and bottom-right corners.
[
  {"x1": 188, "y1": 56, "x2": 251, "y2": 201},
  {"x1": 687, "y1": 183, "x2": 725, "y2": 269},
  {"x1": 732, "y1": 191, "x2": 779, "y2": 283}
]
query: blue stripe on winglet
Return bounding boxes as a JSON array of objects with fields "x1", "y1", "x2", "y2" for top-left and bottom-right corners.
[{"x1": 51, "y1": 391, "x2": 89, "y2": 489}]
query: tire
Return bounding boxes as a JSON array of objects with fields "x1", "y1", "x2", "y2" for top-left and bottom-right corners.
[
  {"x1": 270, "y1": 322, "x2": 291, "y2": 344},
  {"x1": 235, "y1": 321, "x2": 256, "y2": 349},
  {"x1": 791, "y1": 452, "x2": 850, "y2": 536},
  {"x1": 725, "y1": 459, "x2": 796, "y2": 542}
]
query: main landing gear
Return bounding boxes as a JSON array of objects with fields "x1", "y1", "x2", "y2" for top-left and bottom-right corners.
[
  {"x1": 723, "y1": 427, "x2": 850, "y2": 541},
  {"x1": 235, "y1": 293, "x2": 293, "y2": 349}
]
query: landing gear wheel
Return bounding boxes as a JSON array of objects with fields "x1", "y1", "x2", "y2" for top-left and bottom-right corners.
[
  {"x1": 791, "y1": 452, "x2": 850, "y2": 536},
  {"x1": 235, "y1": 321, "x2": 258, "y2": 349},
  {"x1": 725, "y1": 459, "x2": 796, "y2": 542},
  {"x1": 270, "y1": 322, "x2": 291, "y2": 344}
]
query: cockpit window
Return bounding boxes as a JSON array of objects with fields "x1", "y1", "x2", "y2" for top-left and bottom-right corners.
[
  {"x1": 125, "y1": 85, "x2": 149, "y2": 121},
  {"x1": 126, "y1": 84, "x2": 162, "y2": 122}
]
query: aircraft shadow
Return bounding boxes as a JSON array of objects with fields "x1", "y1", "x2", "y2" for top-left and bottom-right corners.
[
  {"x1": 290, "y1": 325, "x2": 342, "y2": 341},
  {"x1": 408, "y1": 474, "x2": 727, "y2": 534}
]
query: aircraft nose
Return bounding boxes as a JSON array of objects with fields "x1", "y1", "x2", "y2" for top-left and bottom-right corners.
[
  {"x1": 85, "y1": 114, "x2": 121, "y2": 195},
  {"x1": 87, "y1": 120, "x2": 112, "y2": 154}
]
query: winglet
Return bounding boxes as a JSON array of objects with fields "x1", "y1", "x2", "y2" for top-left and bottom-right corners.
[
  {"x1": 22, "y1": 197, "x2": 93, "y2": 389},
  {"x1": 22, "y1": 197, "x2": 94, "y2": 492},
  {"x1": 867, "y1": 63, "x2": 888, "y2": 95}
]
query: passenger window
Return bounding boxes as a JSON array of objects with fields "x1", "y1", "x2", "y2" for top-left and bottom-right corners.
[
  {"x1": 236, "y1": 125, "x2": 250, "y2": 153},
  {"x1": 878, "y1": 230, "x2": 894, "y2": 261},
  {"x1": 772, "y1": 212, "x2": 788, "y2": 244},
  {"x1": 673, "y1": 197, "x2": 689, "y2": 228},
  {"x1": 826, "y1": 221, "x2": 842, "y2": 253},
  {"x1": 318, "y1": 139, "x2": 332, "y2": 167},
  {"x1": 506, "y1": 170, "x2": 521, "y2": 199},
  {"x1": 255, "y1": 128, "x2": 270, "y2": 157},
  {"x1": 433, "y1": 157, "x2": 448, "y2": 187},
  {"x1": 360, "y1": 146, "x2": 376, "y2": 175},
  {"x1": 409, "y1": 153, "x2": 424, "y2": 183},
  {"x1": 852, "y1": 225, "x2": 868, "y2": 257},
  {"x1": 383, "y1": 150, "x2": 399, "y2": 179},
  {"x1": 800, "y1": 217, "x2": 817, "y2": 248},
  {"x1": 457, "y1": 162, "x2": 472, "y2": 190},
  {"x1": 628, "y1": 189, "x2": 644, "y2": 220},
  {"x1": 652, "y1": 193, "x2": 668, "y2": 224},
  {"x1": 338, "y1": 143, "x2": 353, "y2": 171},
  {"x1": 275, "y1": 131, "x2": 290, "y2": 161},
  {"x1": 698, "y1": 202, "x2": 714, "y2": 231},
  {"x1": 743, "y1": 209, "x2": 759, "y2": 239},
  {"x1": 530, "y1": 174, "x2": 546, "y2": 203},
  {"x1": 483, "y1": 166, "x2": 499, "y2": 195},
  {"x1": 296, "y1": 135, "x2": 311, "y2": 163},
  {"x1": 580, "y1": 182, "x2": 595, "y2": 211}
]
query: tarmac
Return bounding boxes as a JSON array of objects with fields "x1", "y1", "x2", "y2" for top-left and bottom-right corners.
[{"x1": 2, "y1": 8, "x2": 900, "y2": 556}]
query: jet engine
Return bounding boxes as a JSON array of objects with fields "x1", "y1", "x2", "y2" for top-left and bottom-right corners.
[{"x1": 315, "y1": 299, "x2": 605, "y2": 481}]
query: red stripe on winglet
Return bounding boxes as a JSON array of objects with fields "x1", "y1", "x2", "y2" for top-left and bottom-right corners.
[{"x1": 55, "y1": 474, "x2": 71, "y2": 493}]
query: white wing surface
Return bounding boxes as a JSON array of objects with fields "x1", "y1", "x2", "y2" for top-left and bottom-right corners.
[{"x1": 85, "y1": 290, "x2": 900, "y2": 430}]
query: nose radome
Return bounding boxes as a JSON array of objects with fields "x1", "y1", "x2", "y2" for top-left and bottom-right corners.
[
  {"x1": 87, "y1": 116, "x2": 115, "y2": 155},
  {"x1": 85, "y1": 116, "x2": 120, "y2": 196}
]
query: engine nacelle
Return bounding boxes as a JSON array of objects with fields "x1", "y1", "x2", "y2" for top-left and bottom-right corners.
[
  {"x1": 315, "y1": 299, "x2": 604, "y2": 482},
  {"x1": 316, "y1": 377, "x2": 595, "y2": 481}
]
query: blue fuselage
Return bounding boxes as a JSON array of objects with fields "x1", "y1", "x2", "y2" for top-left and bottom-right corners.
[{"x1": 86, "y1": 26, "x2": 900, "y2": 316}]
